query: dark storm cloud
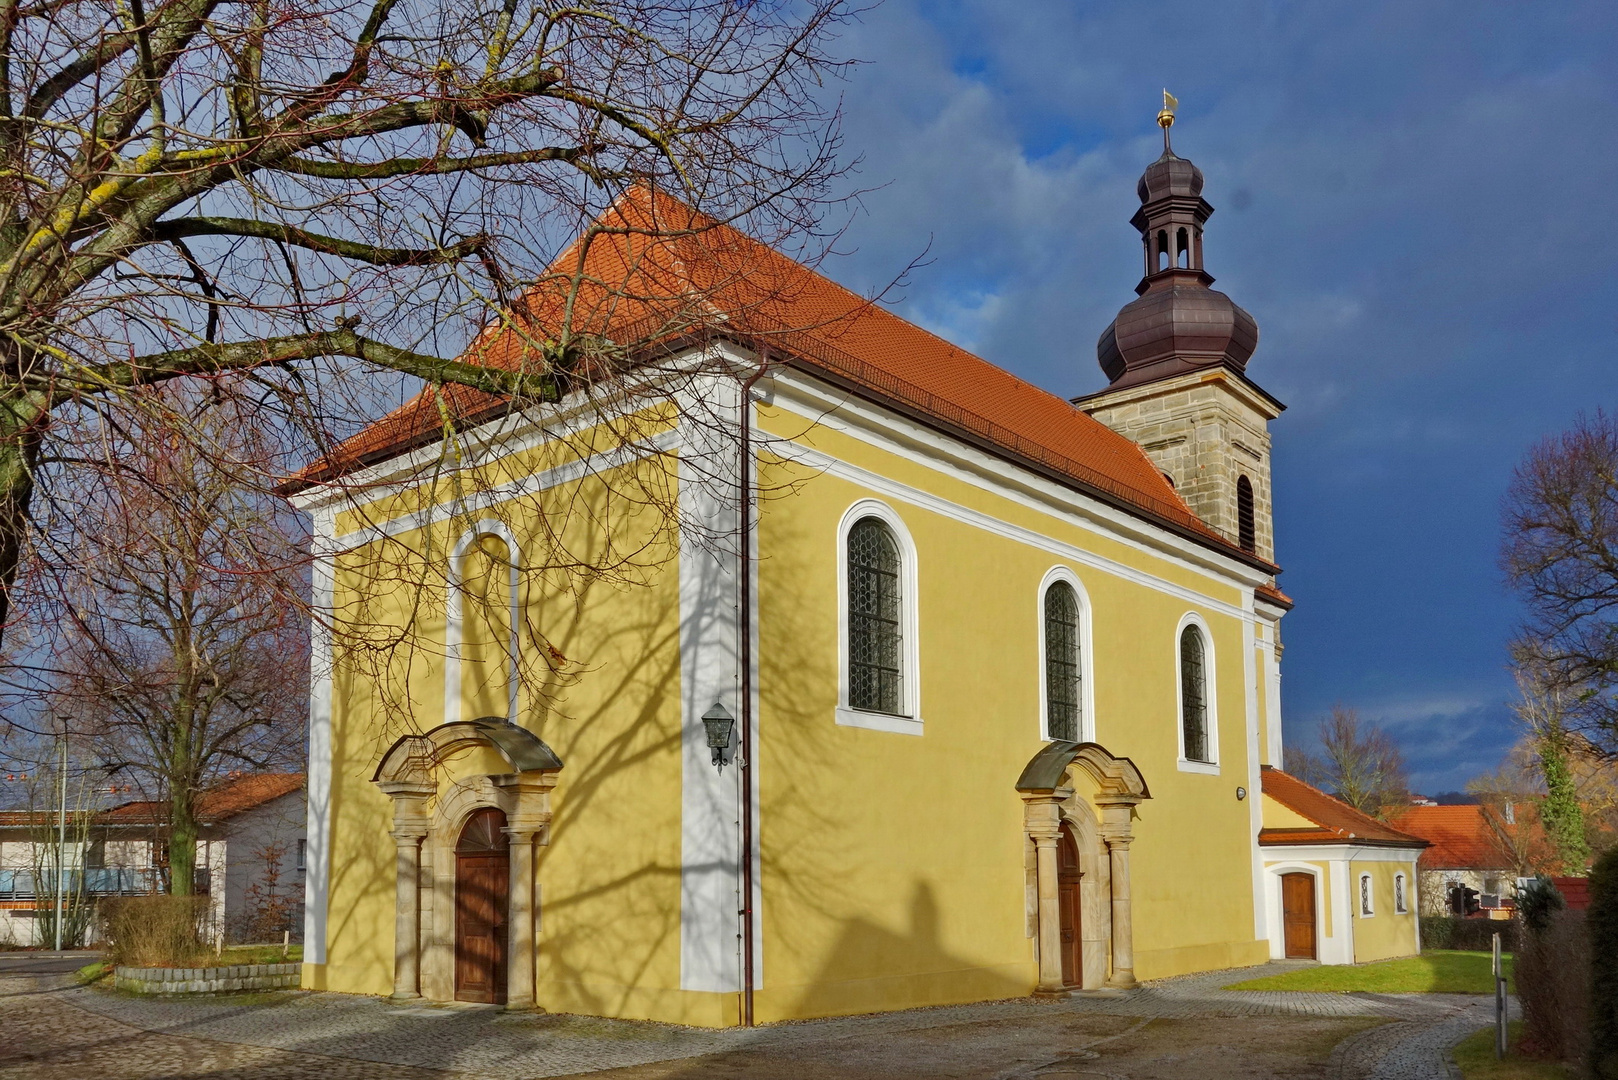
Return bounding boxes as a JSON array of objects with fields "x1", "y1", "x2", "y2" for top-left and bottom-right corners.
[{"x1": 817, "y1": 0, "x2": 1618, "y2": 788}]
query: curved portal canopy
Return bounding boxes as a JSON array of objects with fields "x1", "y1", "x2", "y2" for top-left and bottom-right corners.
[
  {"x1": 1017, "y1": 741, "x2": 1150, "y2": 801},
  {"x1": 374, "y1": 717, "x2": 564, "y2": 785}
]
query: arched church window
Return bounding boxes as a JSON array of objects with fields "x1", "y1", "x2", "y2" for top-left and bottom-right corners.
[
  {"x1": 1156, "y1": 230, "x2": 1169, "y2": 272},
  {"x1": 1237, "y1": 475, "x2": 1256, "y2": 553},
  {"x1": 1180, "y1": 624, "x2": 1209, "y2": 762},
  {"x1": 847, "y1": 517, "x2": 903, "y2": 715},
  {"x1": 1177, "y1": 227, "x2": 1189, "y2": 268},
  {"x1": 1044, "y1": 581, "x2": 1081, "y2": 742}
]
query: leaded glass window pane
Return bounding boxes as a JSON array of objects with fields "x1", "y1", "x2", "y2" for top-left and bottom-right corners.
[
  {"x1": 1044, "y1": 582, "x2": 1080, "y2": 741},
  {"x1": 848, "y1": 518, "x2": 903, "y2": 714},
  {"x1": 1180, "y1": 624, "x2": 1208, "y2": 762}
]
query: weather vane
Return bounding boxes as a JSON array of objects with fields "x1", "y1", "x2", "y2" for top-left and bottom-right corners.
[{"x1": 1158, "y1": 89, "x2": 1177, "y2": 152}]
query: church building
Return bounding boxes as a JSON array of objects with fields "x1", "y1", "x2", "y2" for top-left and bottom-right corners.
[{"x1": 287, "y1": 110, "x2": 1424, "y2": 1025}]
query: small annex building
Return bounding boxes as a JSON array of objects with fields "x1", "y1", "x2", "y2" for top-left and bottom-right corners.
[
  {"x1": 288, "y1": 115, "x2": 1421, "y2": 1026},
  {"x1": 1259, "y1": 768, "x2": 1425, "y2": 964}
]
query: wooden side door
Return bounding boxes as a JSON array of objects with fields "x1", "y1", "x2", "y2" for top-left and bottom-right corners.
[
  {"x1": 1057, "y1": 825, "x2": 1082, "y2": 987},
  {"x1": 1281, "y1": 872, "x2": 1317, "y2": 960},
  {"x1": 454, "y1": 809, "x2": 510, "y2": 1004}
]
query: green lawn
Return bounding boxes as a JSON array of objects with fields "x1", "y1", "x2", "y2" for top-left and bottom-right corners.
[
  {"x1": 209, "y1": 944, "x2": 302, "y2": 966},
  {"x1": 1224, "y1": 950, "x2": 1512, "y2": 994},
  {"x1": 1452, "y1": 1022, "x2": 1573, "y2": 1080}
]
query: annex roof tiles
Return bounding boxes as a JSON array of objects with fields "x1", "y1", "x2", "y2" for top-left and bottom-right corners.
[{"x1": 1259, "y1": 766, "x2": 1427, "y2": 849}]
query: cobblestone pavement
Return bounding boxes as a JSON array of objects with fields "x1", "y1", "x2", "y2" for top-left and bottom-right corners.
[{"x1": 0, "y1": 955, "x2": 1507, "y2": 1080}]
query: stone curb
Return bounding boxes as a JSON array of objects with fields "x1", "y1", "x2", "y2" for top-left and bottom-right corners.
[{"x1": 112, "y1": 962, "x2": 301, "y2": 995}]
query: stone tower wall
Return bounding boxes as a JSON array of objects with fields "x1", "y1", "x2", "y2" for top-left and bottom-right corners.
[{"x1": 1080, "y1": 369, "x2": 1280, "y2": 564}]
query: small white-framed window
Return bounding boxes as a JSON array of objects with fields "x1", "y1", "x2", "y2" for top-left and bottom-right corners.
[
  {"x1": 1038, "y1": 567, "x2": 1094, "y2": 743},
  {"x1": 1175, "y1": 613, "x2": 1219, "y2": 773},
  {"x1": 1360, "y1": 873, "x2": 1374, "y2": 916},
  {"x1": 836, "y1": 500, "x2": 921, "y2": 736},
  {"x1": 1394, "y1": 872, "x2": 1408, "y2": 914}
]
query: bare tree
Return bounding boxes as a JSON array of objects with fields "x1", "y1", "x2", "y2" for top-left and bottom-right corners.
[
  {"x1": 18, "y1": 394, "x2": 307, "y2": 895},
  {"x1": 1504, "y1": 411, "x2": 1618, "y2": 757},
  {"x1": 0, "y1": 0, "x2": 858, "y2": 654},
  {"x1": 1285, "y1": 705, "x2": 1409, "y2": 819},
  {"x1": 1512, "y1": 658, "x2": 1593, "y2": 874}
]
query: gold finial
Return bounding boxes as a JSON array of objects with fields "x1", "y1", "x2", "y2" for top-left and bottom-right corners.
[{"x1": 1158, "y1": 89, "x2": 1177, "y2": 152}]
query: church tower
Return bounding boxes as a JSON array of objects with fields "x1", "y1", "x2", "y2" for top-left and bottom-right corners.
[{"x1": 1077, "y1": 100, "x2": 1283, "y2": 564}]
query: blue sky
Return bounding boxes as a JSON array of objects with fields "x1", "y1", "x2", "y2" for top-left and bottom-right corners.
[{"x1": 816, "y1": 1, "x2": 1618, "y2": 792}]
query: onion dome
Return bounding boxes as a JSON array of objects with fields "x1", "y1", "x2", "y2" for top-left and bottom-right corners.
[{"x1": 1097, "y1": 133, "x2": 1258, "y2": 392}]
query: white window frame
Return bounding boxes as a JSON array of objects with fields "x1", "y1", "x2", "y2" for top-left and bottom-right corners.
[
  {"x1": 1359, "y1": 872, "x2": 1375, "y2": 917},
  {"x1": 445, "y1": 518, "x2": 522, "y2": 726},
  {"x1": 1394, "y1": 872, "x2": 1408, "y2": 914},
  {"x1": 1174, "y1": 612, "x2": 1219, "y2": 774},
  {"x1": 1037, "y1": 565, "x2": 1095, "y2": 743},
  {"x1": 836, "y1": 499, "x2": 922, "y2": 736}
]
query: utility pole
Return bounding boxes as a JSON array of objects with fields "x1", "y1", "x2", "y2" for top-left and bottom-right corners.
[{"x1": 54, "y1": 732, "x2": 67, "y2": 951}]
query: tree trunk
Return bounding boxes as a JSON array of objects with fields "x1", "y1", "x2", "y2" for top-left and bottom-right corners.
[
  {"x1": 0, "y1": 392, "x2": 46, "y2": 644},
  {"x1": 169, "y1": 791, "x2": 198, "y2": 896}
]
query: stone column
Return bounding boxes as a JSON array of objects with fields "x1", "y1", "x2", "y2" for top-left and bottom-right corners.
[
  {"x1": 503, "y1": 827, "x2": 538, "y2": 1011},
  {"x1": 390, "y1": 826, "x2": 427, "y2": 1000},
  {"x1": 1023, "y1": 796, "x2": 1065, "y2": 995},
  {"x1": 1099, "y1": 800, "x2": 1140, "y2": 990},
  {"x1": 377, "y1": 780, "x2": 434, "y2": 1003}
]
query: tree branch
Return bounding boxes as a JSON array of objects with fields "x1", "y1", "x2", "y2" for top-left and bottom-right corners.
[
  {"x1": 152, "y1": 217, "x2": 490, "y2": 267},
  {"x1": 57, "y1": 329, "x2": 558, "y2": 402}
]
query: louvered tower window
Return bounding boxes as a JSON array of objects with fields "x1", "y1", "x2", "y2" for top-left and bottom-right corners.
[
  {"x1": 1044, "y1": 581, "x2": 1081, "y2": 741},
  {"x1": 847, "y1": 518, "x2": 903, "y2": 714},
  {"x1": 1237, "y1": 475, "x2": 1256, "y2": 553},
  {"x1": 1180, "y1": 624, "x2": 1209, "y2": 762}
]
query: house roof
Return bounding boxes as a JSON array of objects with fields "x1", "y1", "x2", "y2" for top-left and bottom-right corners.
[
  {"x1": 283, "y1": 189, "x2": 1274, "y2": 572},
  {"x1": 1259, "y1": 766, "x2": 1427, "y2": 849},
  {"x1": 99, "y1": 773, "x2": 305, "y2": 827},
  {"x1": 1387, "y1": 804, "x2": 1513, "y2": 870}
]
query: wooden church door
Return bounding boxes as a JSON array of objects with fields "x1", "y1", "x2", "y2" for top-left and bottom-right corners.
[
  {"x1": 1057, "y1": 824, "x2": 1082, "y2": 987},
  {"x1": 1281, "y1": 872, "x2": 1317, "y2": 960},
  {"x1": 455, "y1": 808, "x2": 510, "y2": 1003}
]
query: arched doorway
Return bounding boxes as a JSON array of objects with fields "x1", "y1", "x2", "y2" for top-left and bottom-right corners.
[
  {"x1": 455, "y1": 808, "x2": 510, "y2": 1003},
  {"x1": 1280, "y1": 872, "x2": 1317, "y2": 960},
  {"x1": 1058, "y1": 823, "x2": 1082, "y2": 987}
]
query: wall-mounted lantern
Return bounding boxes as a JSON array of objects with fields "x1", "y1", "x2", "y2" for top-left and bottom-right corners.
[
  {"x1": 1236, "y1": 786, "x2": 1248, "y2": 801},
  {"x1": 702, "y1": 703, "x2": 736, "y2": 773}
]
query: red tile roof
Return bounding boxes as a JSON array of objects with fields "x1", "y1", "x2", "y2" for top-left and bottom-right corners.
[
  {"x1": 284, "y1": 189, "x2": 1273, "y2": 570},
  {"x1": 1260, "y1": 766, "x2": 1427, "y2": 849},
  {"x1": 1387, "y1": 804, "x2": 1514, "y2": 870},
  {"x1": 99, "y1": 773, "x2": 305, "y2": 826}
]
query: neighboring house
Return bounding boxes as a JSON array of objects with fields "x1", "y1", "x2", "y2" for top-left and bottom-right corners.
[
  {"x1": 1388, "y1": 804, "x2": 1523, "y2": 918},
  {"x1": 286, "y1": 119, "x2": 1409, "y2": 1025},
  {"x1": 1258, "y1": 767, "x2": 1426, "y2": 964},
  {"x1": 0, "y1": 773, "x2": 305, "y2": 946}
]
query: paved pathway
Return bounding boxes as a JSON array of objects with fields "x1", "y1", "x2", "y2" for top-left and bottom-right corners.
[{"x1": 0, "y1": 954, "x2": 1508, "y2": 1080}]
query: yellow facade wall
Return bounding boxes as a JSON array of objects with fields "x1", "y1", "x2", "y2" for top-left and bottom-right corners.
[
  {"x1": 309, "y1": 453, "x2": 744, "y2": 1025},
  {"x1": 749, "y1": 406, "x2": 1267, "y2": 1019},
  {"x1": 311, "y1": 387, "x2": 1276, "y2": 1024},
  {"x1": 1351, "y1": 859, "x2": 1420, "y2": 963}
]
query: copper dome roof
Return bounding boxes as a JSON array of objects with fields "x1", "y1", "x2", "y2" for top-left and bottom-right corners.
[
  {"x1": 1136, "y1": 150, "x2": 1204, "y2": 203},
  {"x1": 1097, "y1": 147, "x2": 1258, "y2": 391},
  {"x1": 1097, "y1": 270, "x2": 1258, "y2": 388}
]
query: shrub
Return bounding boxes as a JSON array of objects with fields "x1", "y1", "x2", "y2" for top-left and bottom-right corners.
[
  {"x1": 1420, "y1": 915, "x2": 1454, "y2": 949},
  {"x1": 98, "y1": 895, "x2": 213, "y2": 968},
  {"x1": 1420, "y1": 915, "x2": 1518, "y2": 953},
  {"x1": 1593, "y1": 847, "x2": 1618, "y2": 1080},
  {"x1": 1515, "y1": 909, "x2": 1589, "y2": 1065},
  {"x1": 1518, "y1": 876, "x2": 1565, "y2": 933}
]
